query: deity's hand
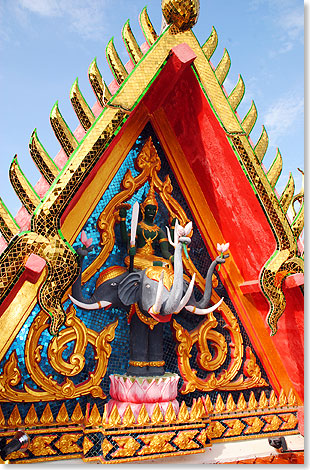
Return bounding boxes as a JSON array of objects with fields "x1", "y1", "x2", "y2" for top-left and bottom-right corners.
[
  {"x1": 118, "y1": 203, "x2": 131, "y2": 220},
  {"x1": 171, "y1": 217, "x2": 178, "y2": 228},
  {"x1": 119, "y1": 208, "x2": 127, "y2": 219},
  {"x1": 129, "y1": 246, "x2": 137, "y2": 256}
]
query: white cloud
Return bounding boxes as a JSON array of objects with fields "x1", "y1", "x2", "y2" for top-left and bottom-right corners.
[
  {"x1": 280, "y1": 9, "x2": 303, "y2": 40},
  {"x1": 264, "y1": 94, "x2": 303, "y2": 143},
  {"x1": 248, "y1": 0, "x2": 303, "y2": 53},
  {"x1": 15, "y1": 0, "x2": 109, "y2": 41},
  {"x1": 18, "y1": 0, "x2": 61, "y2": 17}
]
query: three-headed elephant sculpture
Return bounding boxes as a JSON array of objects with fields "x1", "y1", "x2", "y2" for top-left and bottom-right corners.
[{"x1": 70, "y1": 222, "x2": 228, "y2": 376}]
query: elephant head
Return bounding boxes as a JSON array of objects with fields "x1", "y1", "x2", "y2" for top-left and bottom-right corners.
[
  {"x1": 69, "y1": 222, "x2": 195, "y2": 318},
  {"x1": 69, "y1": 225, "x2": 229, "y2": 319}
]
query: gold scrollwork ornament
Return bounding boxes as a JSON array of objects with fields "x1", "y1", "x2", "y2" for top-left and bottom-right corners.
[
  {"x1": 0, "y1": 306, "x2": 118, "y2": 402},
  {"x1": 173, "y1": 299, "x2": 268, "y2": 393}
]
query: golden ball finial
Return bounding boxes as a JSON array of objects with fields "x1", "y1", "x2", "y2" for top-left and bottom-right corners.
[{"x1": 161, "y1": 0, "x2": 200, "y2": 32}]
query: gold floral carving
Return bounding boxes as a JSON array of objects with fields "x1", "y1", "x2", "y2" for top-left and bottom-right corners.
[
  {"x1": 173, "y1": 430, "x2": 200, "y2": 450},
  {"x1": 173, "y1": 309, "x2": 267, "y2": 393},
  {"x1": 207, "y1": 421, "x2": 225, "y2": 439},
  {"x1": 54, "y1": 434, "x2": 83, "y2": 454},
  {"x1": 101, "y1": 439, "x2": 114, "y2": 458},
  {"x1": 280, "y1": 414, "x2": 298, "y2": 430},
  {"x1": 28, "y1": 435, "x2": 57, "y2": 456},
  {"x1": 223, "y1": 419, "x2": 245, "y2": 437},
  {"x1": 244, "y1": 416, "x2": 264, "y2": 434},
  {"x1": 112, "y1": 437, "x2": 140, "y2": 458},
  {"x1": 0, "y1": 307, "x2": 117, "y2": 402},
  {"x1": 137, "y1": 433, "x2": 175, "y2": 455},
  {"x1": 262, "y1": 415, "x2": 282, "y2": 432}
]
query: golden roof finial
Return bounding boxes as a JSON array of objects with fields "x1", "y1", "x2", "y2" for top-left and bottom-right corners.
[{"x1": 161, "y1": 0, "x2": 200, "y2": 32}]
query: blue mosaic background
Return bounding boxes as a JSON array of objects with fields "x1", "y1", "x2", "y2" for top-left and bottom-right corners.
[{"x1": 0, "y1": 123, "x2": 272, "y2": 420}]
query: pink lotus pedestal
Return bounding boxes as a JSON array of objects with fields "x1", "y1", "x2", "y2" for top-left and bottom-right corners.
[{"x1": 107, "y1": 373, "x2": 180, "y2": 420}]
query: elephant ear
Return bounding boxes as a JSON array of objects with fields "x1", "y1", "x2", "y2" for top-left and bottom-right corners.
[{"x1": 118, "y1": 272, "x2": 142, "y2": 306}]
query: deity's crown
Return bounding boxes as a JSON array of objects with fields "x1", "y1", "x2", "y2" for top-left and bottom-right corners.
[{"x1": 141, "y1": 182, "x2": 158, "y2": 214}]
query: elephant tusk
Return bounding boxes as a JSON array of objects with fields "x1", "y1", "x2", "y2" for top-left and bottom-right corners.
[
  {"x1": 174, "y1": 273, "x2": 196, "y2": 313},
  {"x1": 69, "y1": 295, "x2": 111, "y2": 310},
  {"x1": 150, "y1": 270, "x2": 165, "y2": 314},
  {"x1": 185, "y1": 297, "x2": 224, "y2": 315},
  {"x1": 166, "y1": 226, "x2": 176, "y2": 248}
]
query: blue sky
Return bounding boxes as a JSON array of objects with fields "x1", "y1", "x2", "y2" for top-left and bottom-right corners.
[{"x1": 0, "y1": 0, "x2": 304, "y2": 217}]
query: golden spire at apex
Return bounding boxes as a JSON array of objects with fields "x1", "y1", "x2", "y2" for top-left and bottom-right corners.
[{"x1": 161, "y1": 0, "x2": 200, "y2": 32}]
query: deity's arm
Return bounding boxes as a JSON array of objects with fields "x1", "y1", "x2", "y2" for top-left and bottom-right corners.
[
  {"x1": 119, "y1": 207, "x2": 129, "y2": 247},
  {"x1": 158, "y1": 228, "x2": 173, "y2": 261}
]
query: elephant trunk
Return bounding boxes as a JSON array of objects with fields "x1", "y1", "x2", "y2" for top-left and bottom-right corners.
[
  {"x1": 161, "y1": 237, "x2": 189, "y2": 315},
  {"x1": 69, "y1": 253, "x2": 111, "y2": 310},
  {"x1": 195, "y1": 259, "x2": 218, "y2": 309}
]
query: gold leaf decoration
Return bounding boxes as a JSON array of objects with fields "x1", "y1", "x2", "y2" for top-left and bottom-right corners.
[
  {"x1": 8, "y1": 405, "x2": 22, "y2": 427},
  {"x1": 122, "y1": 405, "x2": 136, "y2": 426},
  {"x1": 226, "y1": 394, "x2": 236, "y2": 412},
  {"x1": 190, "y1": 400, "x2": 202, "y2": 421},
  {"x1": 228, "y1": 75, "x2": 245, "y2": 112},
  {"x1": 215, "y1": 394, "x2": 225, "y2": 414},
  {"x1": 237, "y1": 393, "x2": 247, "y2": 411},
  {"x1": 70, "y1": 78, "x2": 95, "y2": 132},
  {"x1": 203, "y1": 395, "x2": 214, "y2": 414},
  {"x1": 269, "y1": 390, "x2": 278, "y2": 408},
  {"x1": 9, "y1": 155, "x2": 40, "y2": 214},
  {"x1": 101, "y1": 439, "x2": 114, "y2": 458},
  {"x1": 247, "y1": 391, "x2": 258, "y2": 410},
  {"x1": 279, "y1": 173, "x2": 295, "y2": 214},
  {"x1": 29, "y1": 129, "x2": 59, "y2": 185},
  {"x1": 122, "y1": 20, "x2": 143, "y2": 64},
  {"x1": 137, "y1": 404, "x2": 150, "y2": 425},
  {"x1": 40, "y1": 404, "x2": 54, "y2": 425},
  {"x1": 291, "y1": 202, "x2": 304, "y2": 240},
  {"x1": 56, "y1": 403, "x2": 69, "y2": 424},
  {"x1": 258, "y1": 391, "x2": 268, "y2": 409},
  {"x1": 173, "y1": 430, "x2": 200, "y2": 450},
  {"x1": 71, "y1": 403, "x2": 84, "y2": 424},
  {"x1": 88, "y1": 404, "x2": 102, "y2": 426},
  {"x1": 215, "y1": 48, "x2": 231, "y2": 85},
  {"x1": 267, "y1": 148, "x2": 282, "y2": 188},
  {"x1": 241, "y1": 100, "x2": 257, "y2": 135},
  {"x1": 139, "y1": 6, "x2": 158, "y2": 46},
  {"x1": 88, "y1": 58, "x2": 111, "y2": 107},
  {"x1": 278, "y1": 389, "x2": 288, "y2": 407},
  {"x1": 165, "y1": 402, "x2": 177, "y2": 423},
  {"x1": 288, "y1": 388, "x2": 298, "y2": 406},
  {"x1": 202, "y1": 26, "x2": 218, "y2": 60},
  {"x1": 50, "y1": 102, "x2": 78, "y2": 157},
  {"x1": 54, "y1": 434, "x2": 83, "y2": 454},
  {"x1": 178, "y1": 401, "x2": 190, "y2": 422},
  {"x1": 106, "y1": 38, "x2": 128, "y2": 85},
  {"x1": 108, "y1": 405, "x2": 121, "y2": 427},
  {"x1": 25, "y1": 404, "x2": 39, "y2": 426},
  {"x1": 151, "y1": 403, "x2": 164, "y2": 424},
  {"x1": 254, "y1": 125, "x2": 268, "y2": 163}
]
